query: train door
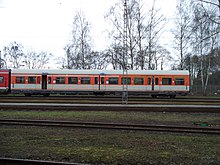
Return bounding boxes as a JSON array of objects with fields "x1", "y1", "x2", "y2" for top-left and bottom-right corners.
[
  {"x1": 94, "y1": 74, "x2": 106, "y2": 92},
  {"x1": 147, "y1": 76, "x2": 154, "y2": 91},
  {"x1": 152, "y1": 76, "x2": 155, "y2": 91},
  {"x1": 42, "y1": 74, "x2": 47, "y2": 90},
  {"x1": 100, "y1": 76, "x2": 106, "y2": 91},
  {"x1": 154, "y1": 77, "x2": 159, "y2": 91}
]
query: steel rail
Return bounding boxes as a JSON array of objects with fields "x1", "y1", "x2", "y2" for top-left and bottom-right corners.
[
  {"x1": 0, "y1": 95, "x2": 220, "y2": 100},
  {"x1": 0, "y1": 158, "x2": 86, "y2": 165},
  {"x1": 0, "y1": 96, "x2": 220, "y2": 105},
  {"x1": 1, "y1": 119, "x2": 219, "y2": 135},
  {"x1": 0, "y1": 103, "x2": 220, "y2": 113},
  {"x1": 0, "y1": 95, "x2": 220, "y2": 99}
]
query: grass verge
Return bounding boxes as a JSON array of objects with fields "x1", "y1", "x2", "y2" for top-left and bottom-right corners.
[
  {"x1": 0, "y1": 110, "x2": 220, "y2": 126},
  {"x1": 1, "y1": 110, "x2": 219, "y2": 164},
  {"x1": 0, "y1": 126, "x2": 219, "y2": 165}
]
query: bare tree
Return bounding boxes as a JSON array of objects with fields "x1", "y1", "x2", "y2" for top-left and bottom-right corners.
[
  {"x1": 0, "y1": 51, "x2": 7, "y2": 69},
  {"x1": 135, "y1": 0, "x2": 147, "y2": 70},
  {"x1": 88, "y1": 51, "x2": 111, "y2": 70},
  {"x1": 107, "y1": 44, "x2": 124, "y2": 69},
  {"x1": 190, "y1": 2, "x2": 219, "y2": 95},
  {"x1": 172, "y1": 0, "x2": 192, "y2": 69},
  {"x1": 24, "y1": 49, "x2": 52, "y2": 69},
  {"x1": 105, "y1": 0, "x2": 138, "y2": 70},
  {"x1": 105, "y1": 0, "x2": 165, "y2": 70},
  {"x1": 24, "y1": 49, "x2": 38, "y2": 69},
  {"x1": 153, "y1": 45, "x2": 172, "y2": 70},
  {"x1": 55, "y1": 56, "x2": 67, "y2": 69},
  {"x1": 36, "y1": 51, "x2": 52, "y2": 69},
  {"x1": 65, "y1": 11, "x2": 92, "y2": 69},
  {"x1": 198, "y1": 0, "x2": 220, "y2": 20},
  {"x1": 195, "y1": 0, "x2": 220, "y2": 38},
  {"x1": 145, "y1": 0, "x2": 166, "y2": 70},
  {"x1": 3, "y1": 41, "x2": 24, "y2": 68}
]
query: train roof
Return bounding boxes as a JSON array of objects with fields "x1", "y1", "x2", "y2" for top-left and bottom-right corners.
[{"x1": 11, "y1": 69, "x2": 189, "y2": 76}]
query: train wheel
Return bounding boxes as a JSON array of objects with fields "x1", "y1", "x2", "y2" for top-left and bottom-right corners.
[
  {"x1": 151, "y1": 94, "x2": 157, "y2": 98},
  {"x1": 24, "y1": 93, "x2": 31, "y2": 97},
  {"x1": 170, "y1": 95, "x2": 176, "y2": 99}
]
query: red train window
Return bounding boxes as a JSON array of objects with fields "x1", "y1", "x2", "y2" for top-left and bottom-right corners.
[
  {"x1": 16, "y1": 77, "x2": 25, "y2": 83},
  {"x1": 134, "y1": 78, "x2": 144, "y2": 85},
  {"x1": 28, "y1": 77, "x2": 36, "y2": 84},
  {"x1": 68, "y1": 77, "x2": 78, "y2": 84},
  {"x1": 95, "y1": 77, "x2": 98, "y2": 84},
  {"x1": 0, "y1": 76, "x2": 3, "y2": 83},
  {"x1": 109, "y1": 77, "x2": 118, "y2": 84},
  {"x1": 56, "y1": 77, "x2": 65, "y2": 84},
  {"x1": 155, "y1": 78, "x2": 159, "y2": 85},
  {"x1": 162, "y1": 78, "x2": 172, "y2": 85},
  {"x1": 121, "y1": 77, "x2": 131, "y2": 85},
  {"x1": 175, "y1": 78, "x2": 185, "y2": 85},
  {"x1": 101, "y1": 77, "x2": 104, "y2": 84},
  {"x1": 148, "y1": 78, "x2": 151, "y2": 85},
  {"x1": 81, "y1": 77, "x2": 90, "y2": 84},
  {"x1": 48, "y1": 77, "x2": 52, "y2": 84}
]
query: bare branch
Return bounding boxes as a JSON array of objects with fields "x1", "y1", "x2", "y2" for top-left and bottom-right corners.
[
  {"x1": 200, "y1": 30, "x2": 220, "y2": 43},
  {"x1": 198, "y1": 0, "x2": 220, "y2": 8}
]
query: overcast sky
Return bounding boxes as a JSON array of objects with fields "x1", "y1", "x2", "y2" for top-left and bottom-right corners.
[{"x1": 0, "y1": 0, "x2": 176, "y2": 68}]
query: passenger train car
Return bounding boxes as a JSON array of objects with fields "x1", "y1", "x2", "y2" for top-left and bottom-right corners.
[
  {"x1": 0, "y1": 69, "x2": 11, "y2": 94},
  {"x1": 0, "y1": 69, "x2": 190, "y2": 98}
]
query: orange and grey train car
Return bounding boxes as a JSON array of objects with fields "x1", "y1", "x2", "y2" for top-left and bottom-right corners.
[{"x1": 7, "y1": 69, "x2": 190, "y2": 98}]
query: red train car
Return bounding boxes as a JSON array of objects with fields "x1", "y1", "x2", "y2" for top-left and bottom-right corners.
[
  {"x1": 8, "y1": 69, "x2": 190, "y2": 98},
  {"x1": 0, "y1": 69, "x2": 11, "y2": 94}
]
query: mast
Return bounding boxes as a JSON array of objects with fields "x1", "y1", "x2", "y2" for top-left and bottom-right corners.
[{"x1": 122, "y1": 0, "x2": 128, "y2": 104}]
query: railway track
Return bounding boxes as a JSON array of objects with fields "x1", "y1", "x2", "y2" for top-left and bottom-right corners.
[
  {"x1": 1, "y1": 102, "x2": 220, "y2": 113},
  {"x1": 1, "y1": 119, "x2": 219, "y2": 135},
  {"x1": 0, "y1": 95, "x2": 219, "y2": 105},
  {"x1": 0, "y1": 158, "x2": 83, "y2": 165}
]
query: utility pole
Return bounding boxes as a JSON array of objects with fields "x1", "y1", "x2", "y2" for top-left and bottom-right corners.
[{"x1": 122, "y1": 0, "x2": 128, "y2": 104}]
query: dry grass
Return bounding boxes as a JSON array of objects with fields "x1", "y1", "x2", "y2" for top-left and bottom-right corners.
[
  {"x1": 0, "y1": 110, "x2": 219, "y2": 126},
  {"x1": 1, "y1": 126, "x2": 220, "y2": 165},
  {"x1": 1, "y1": 110, "x2": 220, "y2": 164}
]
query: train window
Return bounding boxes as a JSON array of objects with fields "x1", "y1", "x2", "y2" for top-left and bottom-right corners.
[
  {"x1": 81, "y1": 77, "x2": 91, "y2": 84},
  {"x1": 155, "y1": 78, "x2": 159, "y2": 85},
  {"x1": 28, "y1": 77, "x2": 36, "y2": 83},
  {"x1": 148, "y1": 78, "x2": 151, "y2": 85},
  {"x1": 48, "y1": 77, "x2": 52, "y2": 84},
  {"x1": 121, "y1": 77, "x2": 131, "y2": 85},
  {"x1": 162, "y1": 78, "x2": 172, "y2": 85},
  {"x1": 175, "y1": 78, "x2": 185, "y2": 85},
  {"x1": 95, "y1": 77, "x2": 98, "y2": 84},
  {"x1": 101, "y1": 77, "x2": 104, "y2": 84},
  {"x1": 56, "y1": 77, "x2": 65, "y2": 84},
  {"x1": 0, "y1": 76, "x2": 4, "y2": 83},
  {"x1": 68, "y1": 77, "x2": 78, "y2": 84},
  {"x1": 109, "y1": 77, "x2": 118, "y2": 84},
  {"x1": 134, "y1": 78, "x2": 144, "y2": 85},
  {"x1": 37, "y1": 77, "x2": 40, "y2": 84},
  {"x1": 16, "y1": 77, "x2": 25, "y2": 83}
]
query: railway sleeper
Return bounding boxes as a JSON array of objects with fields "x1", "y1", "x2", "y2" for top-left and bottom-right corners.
[{"x1": 151, "y1": 93, "x2": 176, "y2": 99}]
